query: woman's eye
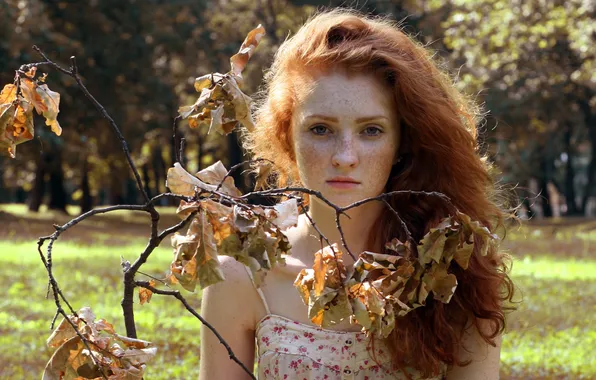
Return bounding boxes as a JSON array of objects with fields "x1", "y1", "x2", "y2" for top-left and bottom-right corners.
[
  {"x1": 363, "y1": 126, "x2": 383, "y2": 136},
  {"x1": 310, "y1": 125, "x2": 329, "y2": 135}
]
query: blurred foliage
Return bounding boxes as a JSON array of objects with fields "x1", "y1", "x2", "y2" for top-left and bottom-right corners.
[{"x1": 0, "y1": 0, "x2": 595, "y2": 216}]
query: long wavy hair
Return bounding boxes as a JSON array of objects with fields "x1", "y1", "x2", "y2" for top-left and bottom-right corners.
[{"x1": 243, "y1": 8, "x2": 516, "y2": 378}]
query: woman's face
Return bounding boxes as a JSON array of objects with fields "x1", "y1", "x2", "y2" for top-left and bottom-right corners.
[{"x1": 290, "y1": 69, "x2": 401, "y2": 208}]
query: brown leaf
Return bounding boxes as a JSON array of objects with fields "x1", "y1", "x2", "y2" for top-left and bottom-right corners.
[
  {"x1": 0, "y1": 103, "x2": 17, "y2": 158},
  {"x1": 24, "y1": 66, "x2": 37, "y2": 78},
  {"x1": 42, "y1": 336, "x2": 85, "y2": 380},
  {"x1": 293, "y1": 244, "x2": 351, "y2": 327},
  {"x1": 194, "y1": 73, "x2": 225, "y2": 92},
  {"x1": 139, "y1": 280, "x2": 155, "y2": 305},
  {"x1": 0, "y1": 84, "x2": 17, "y2": 104},
  {"x1": 44, "y1": 307, "x2": 155, "y2": 380},
  {"x1": 230, "y1": 24, "x2": 266, "y2": 80},
  {"x1": 253, "y1": 160, "x2": 273, "y2": 191},
  {"x1": 453, "y1": 241, "x2": 474, "y2": 269},
  {"x1": 221, "y1": 76, "x2": 255, "y2": 132},
  {"x1": 195, "y1": 160, "x2": 241, "y2": 197},
  {"x1": 36, "y1": 84, "x2": 62, "y2": 136},
  {"x1": 422, "y1": 262, "x2": 458, "y2": 303},
  {"x1": 418, "y1": 228, "x2": 448, "y2": 265},
  {"x1": 20, "y1": 77, "x2": 48, "y2": 113},
  {"x1": 166, "y1": 163, "x2": 218, "y2": 196},
  {"x1": 313, "y1": 250, "x2": 326, "y2": 296},
  {"x1": 46, "y1": 317, "x2": 77, "y2": 348}
]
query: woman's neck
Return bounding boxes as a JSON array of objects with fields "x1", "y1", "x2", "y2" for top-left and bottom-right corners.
[{"x1": 300, "y1": 196, "x2": 384, "y2": 265}]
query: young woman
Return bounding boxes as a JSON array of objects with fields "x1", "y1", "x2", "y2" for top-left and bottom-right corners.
[{"x1": 199, "y1": 8, "x2": 514, "y2": 380}]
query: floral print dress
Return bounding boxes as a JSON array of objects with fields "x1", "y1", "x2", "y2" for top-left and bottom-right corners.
[{"x1": 245, "y1": 267, "x2": 448, "y2": 380}]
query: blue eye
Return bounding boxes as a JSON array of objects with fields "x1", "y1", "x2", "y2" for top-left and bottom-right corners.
[
  {"x1": 310, "y1": 124, "x2": 330, "y2": 135},
  {"x1": 363, "y1": 126, "x2": 383, "y2": 136}
]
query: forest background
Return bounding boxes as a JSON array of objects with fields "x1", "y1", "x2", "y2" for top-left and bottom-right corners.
[{"x1": 0, "y1": 0, "x2": 595, "y2": 379}]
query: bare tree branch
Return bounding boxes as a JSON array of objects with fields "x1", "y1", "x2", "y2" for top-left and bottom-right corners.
[{"x1": 32, "y1": 46, "x2": 149, "y2": 203}]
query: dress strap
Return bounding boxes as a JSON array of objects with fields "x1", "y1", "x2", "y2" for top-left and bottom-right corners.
[{"x1": 243, "y1": 265, "x2": 271, "y2": 315}]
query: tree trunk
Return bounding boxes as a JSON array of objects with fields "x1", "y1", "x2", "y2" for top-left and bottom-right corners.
[
  {"x1": 48, "y1": 147, "x2": 68, "y2": 213},
  {"x1": 48, "y1": 147, "x2": 67, "y2": 214},
  {"x1": 28, "y1": 151, "x2": 47, "y2": 212},
  {"x1": 539, "y1": 156, "x2": 553, "y2": 218},
  {"x1": 0, "y1": 156, "x2": 8, "y2": 203},
  {"x1": 576, "y1": 92, "x2": 595, "y2": 214},
  {"x1": 563, "y1": 124, "x2": 579, "y2": 215},
  {"x1": 142, "y1": 163, "x2": 152, "y2": 199},
  {"x1": 581, "y1": 125, "x2": 596, "y2": 214},
  {"x1": 80, "y1": 157, "x2": 92, "y2": 213},
  {"x1": 152, "y1": 146, "x2": 165, "y2": 201},
  {"x1": 108, "y1": 163, "x2": 124, "y2": 205}
]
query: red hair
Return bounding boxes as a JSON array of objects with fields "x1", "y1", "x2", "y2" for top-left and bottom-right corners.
[{"x1": 243, "y1": 8, "x2": 516, "y2": 377}]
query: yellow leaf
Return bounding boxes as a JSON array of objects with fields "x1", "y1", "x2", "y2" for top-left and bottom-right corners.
[
  {"x1": 0, "y1": 84, "x2": 17, "y2": 104},
  {"x1": 20, "y1": 77, "x2": 48, "y2": 114},
  {"x1": 139, "y1": 280, "x2": 155, "y2": 305}
]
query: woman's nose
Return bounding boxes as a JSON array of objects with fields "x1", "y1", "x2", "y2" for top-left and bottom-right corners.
[{"x1": 331, "y1": 135, "x2": 359, "y2": 168}]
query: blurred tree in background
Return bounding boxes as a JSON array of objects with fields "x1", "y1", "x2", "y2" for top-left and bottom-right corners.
[{"x1": 0, "y1": 0, "x2": 594, "y2": 217}]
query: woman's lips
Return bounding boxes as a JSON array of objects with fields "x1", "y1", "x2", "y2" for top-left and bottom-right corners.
[{"x1": 326, "y1": 181, "x2": 360, "y2": 189}]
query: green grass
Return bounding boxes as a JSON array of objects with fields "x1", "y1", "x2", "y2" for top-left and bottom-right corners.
[
  {"x1": 501, "y1": 256, "x2": 596, "y2": 379},
  {"x1": 1, "y1": 206, "x2": 595, "y2": 379},
  {"x1": 0, "y1": 241, "x2": 202, "y2": 380}
]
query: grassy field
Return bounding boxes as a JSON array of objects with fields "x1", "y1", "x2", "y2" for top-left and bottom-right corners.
[{"x1": 0, "y1": 204, "x2": 595, "y2": 379}]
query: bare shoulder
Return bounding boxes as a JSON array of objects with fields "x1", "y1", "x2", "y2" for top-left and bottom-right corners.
[
  {"x1": 446, "y1": 318, "x2": 502, "y2": 380},
  {"x1": 201, "y1": 255, "x2": 259, "y2": 328},
  {"x1": 217, "y1": 255, "x2": 254, "y2": 286}
]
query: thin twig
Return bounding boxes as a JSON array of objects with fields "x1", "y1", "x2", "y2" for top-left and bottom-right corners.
[
  {"x1": 32, "y1": 46, "x2": 149, "y2": 203},
  {"x1": 382, "y1": 199, "x2": 413, "y2": 244}
]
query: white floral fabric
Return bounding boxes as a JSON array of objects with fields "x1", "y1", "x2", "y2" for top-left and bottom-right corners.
[{"x1": 255, "y1": 314, "x2": 447, "y2": 380}]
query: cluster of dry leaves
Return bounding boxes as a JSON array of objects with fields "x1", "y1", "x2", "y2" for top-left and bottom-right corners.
[
  {"x1": 0, "y1": 66, "x2": 61, "y2": 158},
  {"x1": 295, "y1": 211, "x2": 499, "y2": 338},
  {"x1": 166, "y1": 160, "x2": 298, "y2": 290},
  {"x1": 25, "y1": 21, "x2": 500, "y2": 378},
  {"x1": 177, "y1": 24, "x2": 264, "y2": 134},
  {"x1": 43, "y1": 307, "x2": 156, "y2": 380}
]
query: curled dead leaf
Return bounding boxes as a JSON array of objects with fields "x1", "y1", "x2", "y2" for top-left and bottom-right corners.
[
  {"x1": 294, "y1": 244, "x2": 352, "y2": 327},
  {"x1": 138, "y1": 280, "x2": 156, "y2": 305}
]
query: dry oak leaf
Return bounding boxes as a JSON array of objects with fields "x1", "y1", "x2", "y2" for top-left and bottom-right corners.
[
  {"x1": 230, "y1": 24, "x2": 266, "y2": 81},
  {"x1": 36, "y1": 83, "x2": 62, "y2": 136},
  {"x1": 456, "y1": 211, "x2": 499, "y2": 256},
  {"x1": 166, "y1": 161, "x2": 241, "y2": 197},
  {"x1": 294, "y1": 244, "x2": 353, "y2": 328},
  {"x1": 177, "y1": 25, "x2": 264, "y2": 134},
  {"x1": 19, "y1": 77, "x2": 47, "y2": 114},
  {"x1": 44, "y1": 307, "x2": 156, "y2": 380},
  {"x1": 421, "y1": 261, "x2": 458, "y2": 303},
  {"x1": 170, "y1": 209, "x2": 225, "y2": 291}
]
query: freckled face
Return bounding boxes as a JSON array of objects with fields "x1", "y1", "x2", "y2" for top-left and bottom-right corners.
[{"x1": 290, "y1": 70, "x2": 401, "y2": 208}]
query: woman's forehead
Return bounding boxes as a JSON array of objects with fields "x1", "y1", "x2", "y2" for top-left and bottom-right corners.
[{"x1": 292, "y1": 70, "x2": 397, "y2": 121}]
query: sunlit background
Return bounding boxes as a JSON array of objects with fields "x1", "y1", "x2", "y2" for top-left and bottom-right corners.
[{"x1": 1, "y1": 0, "x2": 594, "y2": 379}]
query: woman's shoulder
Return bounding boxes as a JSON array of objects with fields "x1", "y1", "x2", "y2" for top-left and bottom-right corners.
[
  {"x1": 212, "y1": 255, "x2": 256, "y2": 294},
  {"x1": 202, "y1": 256, "x2": 261, "y2": 324}
]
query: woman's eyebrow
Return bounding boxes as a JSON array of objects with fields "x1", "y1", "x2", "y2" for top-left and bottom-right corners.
[{"x1": 303, "y1": 114, "x2": 389, "y2": 123}]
